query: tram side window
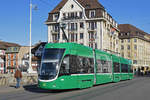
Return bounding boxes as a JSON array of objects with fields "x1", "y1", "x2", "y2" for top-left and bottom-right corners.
[
  {"x1": 59, "y1": 55, "x2": 70, "y2": 75},
  {"x1": 113, "y1": 62, "x2": 120, "y2": 73},
  {"x1": 97, "y1": 60, "x2": 102, "y2": 73},
  {"x1": 121, "y1": 64, "x2": 128, "y2": 73},
  {"x1": 107, "y1": 61, "x2": 112, "y2": 73},
  {"x1": 97, "y1": 60, "x2": 112, "y2": 73},
  {"x1": 88, "y1": 58, "x2": 94, "y2": 73},
  {"x1": 129, "y1": 65, "x2": 133, "y2": 73},
  {"x1": 69, "y1": 55, "x2": 94, "y2": 74},
  {"x1": 69, "y1": 55, "x2": 78, "y2": 74},
  {"x1": 76, "y1": 56, "x2": 94, "y2": 74},
  {"x1": 101, "y1": 60, "x2": 112, "y2": 73}
]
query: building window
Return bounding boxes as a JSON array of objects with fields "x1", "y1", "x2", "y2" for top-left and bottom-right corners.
[
  {"x1": 121, "y1": 33, "x2": 123, "y2": 36},
  {"x1": 71, "y1": 4, "x2": 74, "y2": 9},
  {"x1": 69, "y1": 33, "x2": 77, "y2": 42},
  {"x1": 8, "y1": 60, "x2": 11, "y2": 66},
  {"x1": 52, "y1": 34, "x2": 59, "y2": 42},
  {"x1": 53, "y1": 25, "x2": 59, "y2": 32},
  {"x1": 89, "y1": 32, "x2": 95, "y2": 40},
  {"x1": 134, "y1": 53, "x2": 137, "y2": 57},
  {"x1": 53, "y1": 14, "x2": 58, "y2": 21},
  {"x1": 75, "y1": 12, "x2": 77, "y2": 17},
  {"x1": 89, "y1": 22, "x2": 97, "y2": 30},
  {"x1": 128, "y1": 39, "x2": 130, "y2": 43},
  {"x1": 8, "y1": 48, "x2": 11, "y2": 52},
  {"x1": 71, "y1": 12, "x2": 74, "y2": 18},
  {"x1": 113, "y1": 43, "x2": 115, "y2": 48},
  {"x1": 8, "y1": 54, "x2": 11, "y2": 60},
  {"x1": 79, "y1": 12, "x2": 83, "y2": 18},
  {"x1": 63, "y1": 13, "x2": 66, "y2": 18},
  {"x1": 68, "y1": 13, "x2": 71, "y2": 18},
  {"x1": 75, "y1": 23, "x2": 77, "y2": 30},
  {"x1": 80, "y1": 22, "x2": 84, "y2": 28},
  {"x1": 80, "y1": 33, "x2": 84, "y2": 39},
  {"x1": 13, "y1": 48, "x2": 17, "y2": 51},
  {"x1": 128, "y1": 52, "x2": 130, "y2": 57},
  {"x1": 133, "y1": 60, "x2": 137, "y2": 64},
  {"x1": 134, "y1": 38, "x2": 137, "y2": 42},
  {"x1": 121, "y1": 45, "x2": 124, "y2": 50},
  {"x1": 134, "y1": 45, "x2": 137, "y2": 50},
  {"x1": 116, "y1": 40, "x2": 118, "y2": 44},
  {"x1": 89, "y1": 10, "x2": 95, "y2": 18},
  {"x1": 13, "y1": 61, "x2": 16, "y2": 67},
  {"x1": 71, "y1": 23, "x2": 75, "y2": 30},
  {"x1": 127, "y1": 45, "x2": 130, "y2": 50},
  {"x1": 70, "y1": 23, "x2": 77, "y2": 30},
  {"x1": 13, "y1": 54, "x2": 16, "y2": 60},
  {"x1": 121, "y1": 40, "x2": 124, "y2": 43},
  {"x1": 70, "y1": 34, "x2": 74, "y2": 42}
]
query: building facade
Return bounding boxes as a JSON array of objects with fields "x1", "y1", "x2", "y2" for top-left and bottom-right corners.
[
  {"x1": 5, "y1": 47, "x2": 20, "y2": 73},
  {"x1": 0, "y1": 41, "x2": 20, "y2": 73},
  {"x1": 118, "y1": 24, "x2": 150, "y2": 70},
  {"x1": 46, "y1": 0, "x2": 120, "y2": 55},
  {"x1": 18, "y1": 46, "x2": 30, "y2": 66},
  {"x1": 0, "y1": 49, "x2": 5, "y2": 73}
]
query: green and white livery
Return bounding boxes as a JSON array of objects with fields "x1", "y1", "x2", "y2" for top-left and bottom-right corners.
[{"x1": 38, "y1": 43, "x2": 133, "y2": 90}]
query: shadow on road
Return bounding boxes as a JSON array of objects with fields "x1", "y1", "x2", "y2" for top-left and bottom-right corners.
[
  {"x1": 9, "y1": 85, "x2": 16, "y2": 88},
  {"x1": 23, "y1": 84, "x2": 79, "y2": 94}
]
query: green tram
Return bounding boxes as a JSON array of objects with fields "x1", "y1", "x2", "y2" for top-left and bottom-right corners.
[{"x1": 38, "y1": 43, "x2": 133, "y2": 90}]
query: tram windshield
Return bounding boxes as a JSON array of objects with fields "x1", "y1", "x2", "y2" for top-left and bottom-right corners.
[{"x1": 39, "y1": 48, "x2": 65, "y2": 80}]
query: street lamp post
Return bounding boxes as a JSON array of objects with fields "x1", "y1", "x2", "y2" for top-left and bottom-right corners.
[{"x1": 28, "y1": 0, "x2": 34, "y2": 73}]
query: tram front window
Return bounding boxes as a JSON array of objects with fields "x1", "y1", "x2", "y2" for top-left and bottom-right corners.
[
  {"x1": 42, "y1": 48, "x2": 65, "y2": 60},
  {"x1": 39, "y1": 48, "x2": 65, "y2": 80}
]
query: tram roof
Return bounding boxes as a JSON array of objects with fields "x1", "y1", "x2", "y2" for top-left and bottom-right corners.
[
  {"x1": 45, "y1": 43, "x2": 92, "y2": 50},
  {"x1": 45, "y1": 43, "x2": 130, "y2": 64},
  {"x1": 45, "y1": 43, "x2": 93, "y2": 58}
]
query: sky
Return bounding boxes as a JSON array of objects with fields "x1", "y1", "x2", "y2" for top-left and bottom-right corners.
[{"x1": 0, "y1": 0, "x2": 150, "y2": 46}]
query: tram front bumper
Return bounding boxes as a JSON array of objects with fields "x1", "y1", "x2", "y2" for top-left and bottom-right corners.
[{"x1": 38, "y1": 81, "x2": 61, "y2": 90}]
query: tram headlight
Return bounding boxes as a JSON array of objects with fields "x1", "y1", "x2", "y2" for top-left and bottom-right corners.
[{"x1": 56, "y1": 64, "x2": 59, "y2": 69}]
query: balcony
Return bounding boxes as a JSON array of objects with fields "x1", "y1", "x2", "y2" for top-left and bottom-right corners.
[
  {"x1": 62, "y1": 16, "x2": 82, "y2": 21},
  {"x1": 88, "y1": 28, "x2": 97, "y2": 32},
  {"x1": 51, "y1": 30, "x2": 59, "y2": 34},
  {"x1": 68, "y1": 29, "x2": 78, "y2": 33}
]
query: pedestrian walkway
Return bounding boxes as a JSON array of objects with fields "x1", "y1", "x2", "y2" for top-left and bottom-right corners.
[{"x1": 0, "y1": 86, "x2": 24, "y2": 94}]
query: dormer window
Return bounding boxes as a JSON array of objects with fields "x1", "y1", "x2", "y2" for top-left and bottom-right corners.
[
  {"x1": 63, "y1": 13, "x2": 66, "y2": 19},
  {"x1": 85, "y1": 4, "x2": 90, "y2": 8},
  {"x1": 79, "y1": 12, "x2": 83, "y2": 18},
  {"x1": 53, "y1": 14, "x2": 59, "y2": 21},
  {"x1": 89, "y1": 10, "x2": 95, "y2": 18},
  {"x1": 71, "y1": 4, "x2": 74, "y2": 9}
]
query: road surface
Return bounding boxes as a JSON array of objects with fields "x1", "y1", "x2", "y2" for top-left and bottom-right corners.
[{"x1": 0, "y1": 77, "x2": 150, "y2": 100}]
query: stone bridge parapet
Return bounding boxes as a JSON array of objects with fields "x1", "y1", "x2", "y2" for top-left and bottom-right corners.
[{"x1": 0, "y1": 73, "x2": 38, "y2": 86}]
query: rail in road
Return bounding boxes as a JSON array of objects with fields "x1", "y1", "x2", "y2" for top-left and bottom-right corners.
[{"x1": 0, "y1": 77, "x2": 150, "y2": 100}]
